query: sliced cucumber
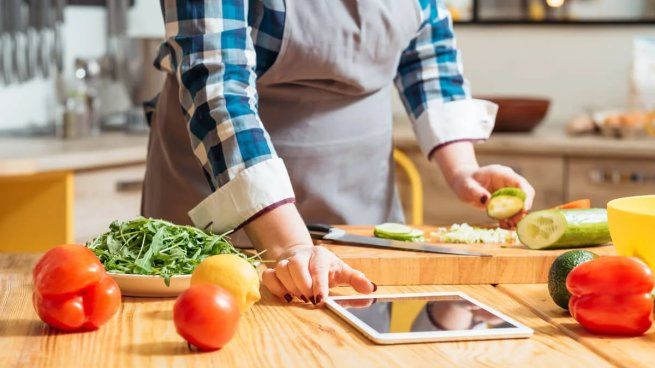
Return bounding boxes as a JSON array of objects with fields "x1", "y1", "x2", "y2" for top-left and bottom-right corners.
[
  {"x1": 517, "y1": 209, "x2": 611, "y2": 250},
  {"x1": 487, "y1": 187, "x2": 526, "y2": 220},
  {"x1": 374, "y1": 223, "x2": 424, "y2": 242},
  {"x1": 374, "y1": 223, "x2": 412, "y2": 236}
]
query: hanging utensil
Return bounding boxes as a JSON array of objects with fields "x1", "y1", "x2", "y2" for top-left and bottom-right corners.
[
  {"x1": 3, "y1": 0, "x2": 18, "y2": 84},
  {"x1": 12, "y1": 0, "x2": 28, "y2": 82},
  {"x1": 36, "y1": 0, "x2": 52, "y2": 78},
  {"x1": 0, "y1": 0, "x2": 7, "y2": 85},
  {"x1": 53, "y1": 0, "x2": 64, "y2": 73},
  {"x1": 26, "y1": 0, "x2": 39, "y2": 79}
]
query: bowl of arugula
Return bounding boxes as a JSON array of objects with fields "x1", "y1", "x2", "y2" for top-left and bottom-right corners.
[{"x1": 86, "y1": 217, "x2": 257, "y2": 297}]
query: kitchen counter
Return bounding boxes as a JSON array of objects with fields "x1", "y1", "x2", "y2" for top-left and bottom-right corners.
[
  {"x1": 2, "y1": 124, "x2": 654, "y2": 177},
  {"x1": 0, "y1": 133, "x2": 148, "y2": 176},
  {"x1": 394, "y1": 122, "x2": 655, "y2": 159},
  {"x1": 1, "y1": 253, "x2": 652, "y2": 367}
]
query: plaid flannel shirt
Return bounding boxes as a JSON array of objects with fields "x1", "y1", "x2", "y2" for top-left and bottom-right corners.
[{"x1": 156, "y1": 0, "x2": 496, "y2": 232}]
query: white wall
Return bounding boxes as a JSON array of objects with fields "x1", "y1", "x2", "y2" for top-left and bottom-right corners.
[{"x1": 454, "y1": 25, "x2": 655, "y2": 124}]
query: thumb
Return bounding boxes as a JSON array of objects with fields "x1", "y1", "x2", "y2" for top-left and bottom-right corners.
[{"x1": 459, "y1": 177, "x2": 491, "y2": 209}]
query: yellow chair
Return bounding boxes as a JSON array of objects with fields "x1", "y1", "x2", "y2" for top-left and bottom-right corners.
[{"x1": 393, "y1": 149, "x2": 424, "y2": 226}]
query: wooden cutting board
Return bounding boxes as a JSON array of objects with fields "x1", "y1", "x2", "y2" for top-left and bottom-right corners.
[{"x1": 320, "y1": 226, "x2": 616, "y2": 285}]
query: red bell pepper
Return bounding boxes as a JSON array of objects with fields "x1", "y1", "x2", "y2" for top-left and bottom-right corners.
[
  {"x1": 32, "y1": 245, "x2": 122, "y2": 331},
  {"x1": 566, "y1": 256, "x2": 654, "y2": 336}
]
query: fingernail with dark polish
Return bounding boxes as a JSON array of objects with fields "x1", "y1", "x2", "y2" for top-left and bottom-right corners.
[
  {"x1": 480, "y1": 196, "x2": 488, "y2": 204},
  {"x1": 371, "y1": 282, "x2": 378, "y2": 292},
  {"x1": 316, "y1": 295, "x2": 323, "y2": 304},
  {"x1": 300, "y1": 295, "x2": 308, "y2": 303},
  {"x1": 284, "y1": 294, "x2": 293, "y2": 303},
  {"x1": 309, "y1": 296, "x2": 317, "y2": 305}
]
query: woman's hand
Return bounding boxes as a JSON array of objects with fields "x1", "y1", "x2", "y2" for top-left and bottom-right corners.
[
  {"x1": 261, "y1": 245, "x2": 376, "y2": 305},
  {"x1": 431, "y1": 141, "x2": 535, "y2": 228},
  {"x1": 243, "y1": 203, "x2": 375, "y2": 306},
  {"x1": 448, "y1": 165, "x2": 535, "y2": 227}
]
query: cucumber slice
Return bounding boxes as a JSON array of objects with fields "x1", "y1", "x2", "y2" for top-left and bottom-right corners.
[
  {"x1": 487, "y1": 187, "x2": 526, "y2": 220},
  {"x1": 517, "y1": 209, "x2": 611, "y2": 250},
  {"x1": 374, "y1": 223, "x2": 424, "y2": 242},
  {"x1": 374, "y1": 223, "x2": 412, "y2": 236}
]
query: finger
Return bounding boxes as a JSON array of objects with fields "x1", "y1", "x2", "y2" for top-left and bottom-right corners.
[
  {"x1": 497, "y1": 170, "x2": 535, "y2": 211},
  {"x1": 462, "y1": 178, "x2": 492, "y2": 210},
  {"x1": 274, "y1": 260, "x2": 302, "y2": 300},
  {"x1": 309, "y1": 247, "x2": 332, "y2": 304},
  {"x1": 287, "y1": 256, "x2": 313, "y2": 303},
  {"x1": 332, "y1": 261, "x2": 376, "y2": 294},
  {"x1": 261, "y1": 269, "x2": 288, "y2": 301},
  {"x1": 517, "y1": 178, "x2": 536, "y2": 211}
]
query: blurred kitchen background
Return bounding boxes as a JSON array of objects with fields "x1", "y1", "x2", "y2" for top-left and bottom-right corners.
[{"x1": 1, "y1": 0, "x2": 655, "y2": 249}]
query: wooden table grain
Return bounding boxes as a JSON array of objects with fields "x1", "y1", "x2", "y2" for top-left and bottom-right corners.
[
  {"x1": 498, "y1": 284, "x2": 655, "y2": 368},
  {"x1": 0, "y1": 253, "x2": 630, "y2": 368}
]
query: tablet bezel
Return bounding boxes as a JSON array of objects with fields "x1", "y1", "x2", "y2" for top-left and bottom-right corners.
[{"x1": 325, "y1": 291, "x2": 534, "y2": 344}]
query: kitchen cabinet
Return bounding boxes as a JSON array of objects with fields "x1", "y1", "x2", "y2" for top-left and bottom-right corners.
[
  {"x1": 567, "y1": 158, "x2": 655, "y2": 207},
  {"x1": 74, "y1": 164, "x2": 146, "y2": 242}
]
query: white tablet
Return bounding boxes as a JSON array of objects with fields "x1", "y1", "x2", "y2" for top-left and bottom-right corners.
[{"x1": 326, "y1": 292, "x2": 533, "y2": 344}]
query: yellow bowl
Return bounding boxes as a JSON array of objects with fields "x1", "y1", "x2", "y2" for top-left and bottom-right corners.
[{"x1": 607, "y1": 195, "x2": 655, "y2": 273}]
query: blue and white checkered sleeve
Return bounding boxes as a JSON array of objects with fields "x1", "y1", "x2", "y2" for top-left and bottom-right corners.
[
  {"x1": 395, "y1": 0, "x2": 498, "y2": 159},
  {"x1": 160, "y1": 0, "x2": 294, "y2": 233}
]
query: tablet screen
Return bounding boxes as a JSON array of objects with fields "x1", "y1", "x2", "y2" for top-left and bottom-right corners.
[{"x1": 334, "y1": 295, "x2": 519, "y2": 334}]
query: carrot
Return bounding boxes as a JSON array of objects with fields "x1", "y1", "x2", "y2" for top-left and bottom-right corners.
[{"x1": 553, "y1": 199, "x2": 591, "y2": 210}]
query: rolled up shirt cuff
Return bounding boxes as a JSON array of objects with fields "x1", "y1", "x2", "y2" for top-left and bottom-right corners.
[
  {"x1": 413, "y1": 99, "x2": 498, "y2": 159},
  {"x1": 188, "y1": 158, "x2": 296, "y2": 234}
]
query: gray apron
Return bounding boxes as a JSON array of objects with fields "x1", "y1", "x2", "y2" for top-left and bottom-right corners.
[{"x1": 143, "y1": 0, "x2": 422, "y2": 243}]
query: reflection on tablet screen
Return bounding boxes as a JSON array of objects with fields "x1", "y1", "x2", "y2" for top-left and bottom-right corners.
[{"x1": 335, "y1": 296, "x2": 517, "y2": 334}]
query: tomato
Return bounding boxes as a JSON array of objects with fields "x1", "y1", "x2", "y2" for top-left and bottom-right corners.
[
  {"x1": 32, "y1": 245, "x2": 121, "y2": 331},
  {"x1": 33, "y1": 244, "x2": 104, "y2": 296},
  {"x1": 173, "y1": 284, "x2": 240, "y2": 351}
]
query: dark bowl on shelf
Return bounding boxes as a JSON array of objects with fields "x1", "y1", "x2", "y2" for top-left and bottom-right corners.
[{"x1": 477, "y1": 96, "x2": 551, "y2": 133}]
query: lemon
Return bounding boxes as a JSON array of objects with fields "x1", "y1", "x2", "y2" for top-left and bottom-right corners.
[{"x1": 191, "y1": 254, "x2": 261, "y2": 313}]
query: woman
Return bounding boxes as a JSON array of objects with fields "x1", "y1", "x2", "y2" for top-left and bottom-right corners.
[{"x1": 143, "y1": 0, "x2": 535, "y2": 305}]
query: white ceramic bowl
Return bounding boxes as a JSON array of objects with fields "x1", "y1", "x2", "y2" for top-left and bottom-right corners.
[{"x1": 108, "y1": 273, "x2": 191, "y2": 297}]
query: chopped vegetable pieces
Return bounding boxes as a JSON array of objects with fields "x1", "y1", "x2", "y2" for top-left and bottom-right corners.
[{"x1": 431, "y1": 223, "x2": 518, "y2": 244}]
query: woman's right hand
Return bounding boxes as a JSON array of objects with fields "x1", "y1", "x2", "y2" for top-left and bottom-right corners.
[
  {"x1": 244, "y1": 203, "x2": 376, "y2": 305},
  {"x1": 261, "y1": 245, "x2": 376, "y2": 305}
]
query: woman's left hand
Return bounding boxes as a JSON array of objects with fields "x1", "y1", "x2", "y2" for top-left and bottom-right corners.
[{"x1": 448, "y1": 164, "x2": 535, "y2": 228}]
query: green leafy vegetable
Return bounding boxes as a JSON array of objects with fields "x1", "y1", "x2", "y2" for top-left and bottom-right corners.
[{"x1": 86, "y1": 217, "x2": 256, "y2": 286}]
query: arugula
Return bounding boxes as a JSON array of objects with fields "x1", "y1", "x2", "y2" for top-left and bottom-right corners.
[{"x1": 86, "y1": 217, "x2": 254, "y2": 286}]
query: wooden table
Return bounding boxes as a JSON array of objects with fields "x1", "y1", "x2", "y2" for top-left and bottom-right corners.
[{"x1": 2, "y1": 254, "x2": 653, "y2": 368}]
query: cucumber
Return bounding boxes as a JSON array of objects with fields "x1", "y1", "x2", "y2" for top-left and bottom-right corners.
[
  {"x1": 374, "y1": 223, "x2": 424, "y2": 242},
  {"x1": 487, "y1": 187, "x2": 526, "y2": 220},
  {"x1": 517, "y1": 209, "x2": 611, "y2": 250}
]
